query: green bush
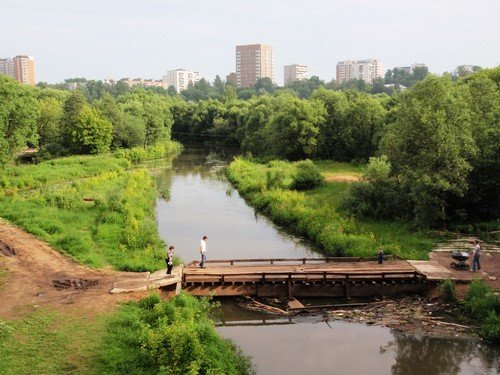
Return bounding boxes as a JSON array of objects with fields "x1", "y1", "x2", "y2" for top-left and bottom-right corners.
[
  {"x1": 439, "y1": 278, "x2": 457, "y2": 303},
  {"x1": 290, "y1": 160, "x2": 324, "y2": 190},
  {"x1": 461, "y1": 278, "x2": 500, "y2": 343},
  {"x1": 98, "y1": 293, "x2": 254, "y2": 375}
]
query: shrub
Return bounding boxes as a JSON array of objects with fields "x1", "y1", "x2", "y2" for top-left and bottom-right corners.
[
  {"x1": 461, "y1": 278, "x2": 500, "y2": 343},
  {"x1": 98, "y1": 293, "x2": 254, "y2": 375},
  {"x1": 290, "y1": 160, "x2": 324, "y2": 190},
  {"x1": 439, "y1": 278, "x2": 457, "y2": 303}
]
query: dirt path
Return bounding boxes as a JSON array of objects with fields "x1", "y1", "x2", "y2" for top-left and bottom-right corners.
[{"x1": 0, "y1": 220, "x2": 147, "y2": 319}]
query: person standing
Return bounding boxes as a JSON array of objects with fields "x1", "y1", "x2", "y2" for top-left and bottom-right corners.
[
  {"x1": 166, "y1": 245, "x2": 174, "y2": 275},
  {"x1": 377, "y1": 247, "x2": 384, "y2": 264},
  {"x1": 200, "y1": 235, "x2": 208, "y2": 268},
  {"x1": 472, "y1": 240, "x2": 482, "y2": 272}
]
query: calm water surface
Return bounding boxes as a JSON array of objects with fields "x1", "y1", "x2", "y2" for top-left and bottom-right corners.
[{"x1": 156, "y1": 146, "x2": 500, "y2": 375}]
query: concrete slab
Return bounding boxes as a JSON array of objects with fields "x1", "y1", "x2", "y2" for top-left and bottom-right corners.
[
  {"x1": 111, "y1": 266, "x2": 183, "y2": 294},
  {"x1": 408, "y1": 260, "x2": 454, "y2": 281}
]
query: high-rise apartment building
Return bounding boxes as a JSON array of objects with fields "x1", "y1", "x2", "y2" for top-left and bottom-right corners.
[
  {"x1": 0, "y1": 58, "x2": 14, "y2": 77},
  {"x1": 163, "y1": 68, "x2": 200, "y2": 93},
  {"x1": 284, "y1": 64, "x2": 308, "y2": 85},
  {"x1": 0, "y1": 55, "x2": 35, "y2": 85},
  {"x1": 336, "y1": 59, "x2": 382, "y2": 84},
  {"x1": 235, "y1": 44, "x2": 274, "y2": 88}
]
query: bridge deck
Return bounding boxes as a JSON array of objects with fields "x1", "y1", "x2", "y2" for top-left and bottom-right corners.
[{"x1": 182, "y1": 258, "x2": 438, "y2": 297}]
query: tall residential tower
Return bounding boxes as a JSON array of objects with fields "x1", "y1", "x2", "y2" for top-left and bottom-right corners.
[
  {"x1": 0, "y1": 55, "x2": 35, "y2": 85},
  {"x1": 235, "y1": 44, "x2": 274, "y2": 88},
  {"x1": 163, "y1": 68, "x2": 200, "y2": 93}
]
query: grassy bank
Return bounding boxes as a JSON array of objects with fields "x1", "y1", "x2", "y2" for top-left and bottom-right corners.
[
  {"x1": 227, "y1": 158, "x2": 437, "y2": 259},
  {"x1": 0, "y1": 310, "x2": 107, "y2": 375},
  {"x1": 0, "y1": 142, "x2": 181, "y2": 271},
  {"x1": 0, "y1": 293, "x2": 253, "y2": 375}
]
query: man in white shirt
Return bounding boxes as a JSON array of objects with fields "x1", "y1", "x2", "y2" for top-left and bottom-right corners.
[{"x1": 200, "y1": 235, "x2": 208, "y2": 268}]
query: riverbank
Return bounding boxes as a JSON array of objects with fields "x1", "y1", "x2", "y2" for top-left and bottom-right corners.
[
  {"x1": 226, "y1": 158, "x2": 438, "y2": 259},
  {"x1": 0, "y1": 143, "x2": 181, "y2": 272}
]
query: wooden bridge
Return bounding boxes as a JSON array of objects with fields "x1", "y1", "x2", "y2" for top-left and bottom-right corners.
[{"x1": 181, "y1": 257, "x2": 452, "y2": 299}]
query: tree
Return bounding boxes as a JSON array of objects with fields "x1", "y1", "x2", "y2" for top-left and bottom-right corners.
[
  {"x1": 268, "y1": 94, "x2": 326, "y2": 160},
  {"x1": 0, "y1": 76, "x2": 39, "y2": 164},
  {"x1": 71, "y1": 106, "x2": 113, "y2": 154},
  {"x1": 60, "y1": 90, "x2": 87, "y2": 151},
  {"x1": 255, "y1": 77, "x2": 276, "y2": 94},
  {"x1": 213, "y1": 75, "x2": 225, "y2": 95},
  {"x1": 37, "y1": 97, "x2": 63, "y2": 148},
  {"x1": 380, "y1": 75, "x2": 475, "y2": 226}
]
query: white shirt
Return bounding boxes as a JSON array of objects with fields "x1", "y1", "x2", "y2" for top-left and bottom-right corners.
[{"x1": 200, "y1": 239, "x2": 206, "y2": 254}]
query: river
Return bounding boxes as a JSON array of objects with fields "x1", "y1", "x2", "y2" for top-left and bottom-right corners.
[{"x1": 156, "y1": 146, "x2": 499, "y2": 375}]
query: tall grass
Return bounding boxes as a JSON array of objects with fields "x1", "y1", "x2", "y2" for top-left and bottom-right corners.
[
  {"x1": 0, "y1": 145, "x2": 182, "y2": 271},
  {"x1": 114, "y1": 141, "x2": 182, "y2": 163},
  {"x1": 227, "y1": 158, "x2": 437, "y2": 259}
]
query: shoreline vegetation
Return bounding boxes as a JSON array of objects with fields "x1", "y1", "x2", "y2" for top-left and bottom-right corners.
[
  {"x1": 227, "y1": 158, "x2": 437, "y2": 259},
  {"x1": 0, "y1": 142, "x2": 181, "y2": 272}
]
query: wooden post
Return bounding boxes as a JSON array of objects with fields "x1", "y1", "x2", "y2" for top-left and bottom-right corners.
[
  {"x1": 287, "y1": 274, "x2": 293, "y2": 300},
  {"x1": 345, "y1": 275, "x2": 351, "y2": 300}
]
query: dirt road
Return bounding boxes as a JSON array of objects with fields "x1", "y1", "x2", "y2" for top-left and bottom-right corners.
[{"x1": 0, "y1": 220, "x2": 145, "y2": 319}]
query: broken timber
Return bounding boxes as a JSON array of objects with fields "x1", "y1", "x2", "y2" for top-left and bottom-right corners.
[{"x1": 181, "y1": 257, "x2": 453, "y2": 299}]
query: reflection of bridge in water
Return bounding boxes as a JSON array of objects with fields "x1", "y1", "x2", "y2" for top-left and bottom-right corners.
[{"x1": 182, "y1": 257, "x2": 459, "y2": 299}]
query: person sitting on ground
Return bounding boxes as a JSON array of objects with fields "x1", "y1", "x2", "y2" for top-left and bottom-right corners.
[{"x1": 166, "y1": 245, "x2": 174, "y2": 275}]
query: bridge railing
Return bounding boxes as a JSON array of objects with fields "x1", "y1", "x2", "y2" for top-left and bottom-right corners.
[{"x1": 188, "y1": 255, "x2": 397, "y2": 266}]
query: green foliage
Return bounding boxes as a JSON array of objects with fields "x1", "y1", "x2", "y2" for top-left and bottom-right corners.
[
  {"x1": 72, "y1": 106, "x2": 113, "y2": 154},
  {"x1": 0, "y1": 310, "x2": 106, "y2": 375},
  {"x1": 227, "y1": 158, "x2": 435, "y2": 259},
  {"x1": 98, "y1": 293, "x2": 253, "y2": 375},
  {"x1": 439, "y1": 278, "x2": 457, "y2": 303},
  {"x1": 0, "y1": 154, "x2": 177, "y2": 272},
  {"x1": 290, "y1": 160, "x2": 325, "y2": 190},
  {"x1": 461, "y1": 278, "x2": 500, "y2": 343},
  {"x1": 0, "y1": 76, "x2": 40, "y2": 165},
  {"x1": 114, "y1": 141, "x2": 182, "y2": 163}
]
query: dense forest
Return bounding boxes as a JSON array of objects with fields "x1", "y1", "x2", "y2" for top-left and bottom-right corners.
[{"x1": 1, "y1": 67, "x2": 498, "y2": 229}]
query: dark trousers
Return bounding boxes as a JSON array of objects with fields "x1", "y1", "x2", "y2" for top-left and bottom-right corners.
[
  {"x1": 166, "y1": 259, "x2": 173, "y2": 274},
  {"x1": 378, "y1": 255, "x2": 384, "y2": 264},
  {"x1": 472, "y1": 255, "x2": 481, "y2": 272},
  {"x1": 200, "y1": 253, "x2": 206, "y2": 268}
]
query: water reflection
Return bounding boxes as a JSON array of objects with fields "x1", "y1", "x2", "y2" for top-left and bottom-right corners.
[
  {"x1": 216, "y1": 301, "x2": 500, "y2": 375},
  {"x1": 389, "y1": 332, "x2": 499, "y2": 375},
  {"x1": 155, "y1": 145, "x2": 317, "y2": 262}
]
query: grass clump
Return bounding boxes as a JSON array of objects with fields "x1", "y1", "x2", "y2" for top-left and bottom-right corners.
[
  {"x1": 98, "y1": 292, "x2": 254, "y2": 375},
  {"x1": 227, "y1": 158, "x2": 437, "y2": 259},
  {"x1": 461, "y1": 278, "x2": 500, "y2": 344},
  {"x1": 290, "y1": 160, "x2": 324, "y2": 190},
  {"x1": 439, "y1": 278, "x2": 457, "y2": 303}
]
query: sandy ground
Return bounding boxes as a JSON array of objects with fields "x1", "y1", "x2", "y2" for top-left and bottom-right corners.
[
  {"x1": 0, "y1": 220, "x2": 151, "y2": 319},
  {"x1": 325, "y1": 174, "x2": 361, "y2": 183}
]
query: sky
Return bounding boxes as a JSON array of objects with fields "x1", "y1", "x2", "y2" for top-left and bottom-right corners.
[{"x1": 1, "y1": 0, "x2": 499, "y2": 84}]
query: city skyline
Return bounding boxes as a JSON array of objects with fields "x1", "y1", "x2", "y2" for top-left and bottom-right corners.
[{"x1": 1, "y1": 0, "x2": 499, "y2": 84}]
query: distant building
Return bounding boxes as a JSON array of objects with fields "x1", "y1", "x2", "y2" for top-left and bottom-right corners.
[
  {"x1": 0, "y1": 58, "x2": 14, "y2": 77},
  {"x1": 284, "y1": 64, "x2": 308, "y2": 85},
  {"x1": 336, "y1": 59, "x2": 382, "y2": 84},
  {"x1": 0, "y1": 55, "x2": 35, "y2": 85},
  {"x1": 226, "y1": 72, "x2": 237, "y2": 85},
  {"x1": 393, "y1": 63, "x2": 426, "y2": 74},
  {"x1": 236, "y1": 44, "x2": 274, "y2": 88},
  {"x1": 163, "y1": 69, "x2": 200, "y2": 93},
  {"x1": 120, "y1": 77, "x2": 169, "y2": 89}
]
